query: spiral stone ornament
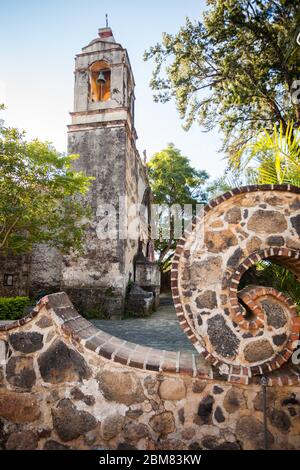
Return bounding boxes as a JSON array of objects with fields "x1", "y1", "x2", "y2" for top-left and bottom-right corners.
[{"x1": 172, "y1": 185, "x2": 300, "y2": 378}]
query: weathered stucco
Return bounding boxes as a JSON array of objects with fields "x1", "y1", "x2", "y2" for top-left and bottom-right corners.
[
  {"x1": 61, "y1": 28, "x2": 155, "y2": 315},
  {"x1": 0, "y1": 253, "x2": 30, "y2": 298}
]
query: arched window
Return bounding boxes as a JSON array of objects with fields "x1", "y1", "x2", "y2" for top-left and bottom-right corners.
[{"x1": 89, "y1": 61, "x2": 111, "y2": 102}]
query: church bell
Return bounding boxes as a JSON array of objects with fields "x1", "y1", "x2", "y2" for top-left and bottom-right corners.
[{"x1": 96, "y1": 71, "x2": 106, "y2": 84}]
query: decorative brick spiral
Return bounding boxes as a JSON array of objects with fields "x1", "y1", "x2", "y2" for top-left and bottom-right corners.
[{"x1": 172, "y1": 185, "x2": 300, "y2": 378}]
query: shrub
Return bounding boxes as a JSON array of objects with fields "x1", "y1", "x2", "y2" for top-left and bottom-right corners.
[
  {"x1": 83, "y1": 307, "x2": 108, "y2": 320},
  {"x1": 0, "y1": 296, "x2": 32, "y2": 320}
]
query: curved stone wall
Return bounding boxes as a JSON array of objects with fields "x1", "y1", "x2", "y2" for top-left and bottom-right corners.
[
  {"x1": 172, "y1": 185, "x2": 300, "y2": 379},
  {"x1": 0, "y1": 291, "x2": 300, "y2": 450}
]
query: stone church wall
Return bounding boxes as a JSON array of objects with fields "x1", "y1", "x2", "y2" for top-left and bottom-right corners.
[
  {"x1": 61, "y1": 125, "x2": 128, "y2": 316},
  {"x1": 0, "y1": 253, "x2": 31, "y2": 298}
]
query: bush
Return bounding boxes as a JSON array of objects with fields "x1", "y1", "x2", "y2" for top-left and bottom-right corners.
[
  {"x1": 0, "y1": 297, "x2": 32, "y2": 320},
  {"x1": 83, "y1": 307, "x2": 108, "y2": 320}
]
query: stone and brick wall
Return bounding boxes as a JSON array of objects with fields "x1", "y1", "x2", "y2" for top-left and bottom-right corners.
[
  {"x1": 0, "y1": 291, "x2": 300, "y2": 450},
  {"x1": 172, "y1": 185, "x2": 300, "y2": 383}
]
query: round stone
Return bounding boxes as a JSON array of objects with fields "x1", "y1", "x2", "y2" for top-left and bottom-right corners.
[
  {"x1": 223, "y1": 388, "x2": 245, "y2": 414},
  {"x1": 44, "y1": 440, "x2": 70, "y2": 450},
  {"x1": 123, "y1": 421, "x2": 149, "y2": 441},
  {"x1": 149, "y1": 411, "x2": 175, "y2": 435},
  {"x1": 267, "y1": 408, "x2": 291, "y2": 432},
  {"x1": 197, "y1": 395, "x2": 214, "y2": 424},
  {"x1": 247, "y1": 210, "x2": 287, "y2": 234},
  {"x1": 101, "y1": 413, "x2": 125, "y2": 441},
  {"x1": 192, "y1": 380, "x2": 207, "y2": 393},
  {"x1": 9, "y1": 332, "x2": 43, "y2": 353},
  {"x1": 261, "y1": 300, "x2": 287, "y2": 329},
  {"x1": 6, "y1": 356, "x2": 36, "y2": 389},
  {"x1": 205, "y1": 229, "x2": 238, "y2": 253},
  {"x1": 196, "y1": 291, "x2": 217, "y2": 310},
  {"x1": 159, "y1": 378, "x2": 186, "y2": 401},
  {"x1": 98, "y1": 370, "x2": 145, "y2": 406},
  {"x1": 207, "y1": 315, "x2": 240, "y2": 358},
  {"x1": 225, "y1": 207, "x2": 242, "y2": 224},
  {"x1": 6, "y1": 431, "x2": 38, "y2": 450},
  {"x1": 214, "y1": 406, "x2": 225, "y2": 423},
  {"x1": 38, "y1": 340, "x2": 91, "y2": 384},
  {"x1": 0, "y1": 390, "x2": 40, "y2": 423},
  {"x1": 236, "y1": 416, "x2": 274, "y2": 450},
  {"x1": 213, "y1": 385, "x2": 224, "y2": 395},
  {"x1": 243, "y1": 339, "x2": 274, "y2": 363},
  {"x1": 190, "y1": 256, "x2": 223, "y2": 286},
  {"x1": 272, "y1": 333, "x2": 287, "y2": 346},
  {"x1": 52, "y1": 399, "x2": 97, "y2": 442},
  {"x1": 267, "y1": 236, "x2": 284, "y2": 246},
  {"x1": 36, "y1": 316, "x2": 53, "y2": 329}
]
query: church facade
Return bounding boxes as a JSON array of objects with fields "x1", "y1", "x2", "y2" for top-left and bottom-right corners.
[{"x1": 0, "y1": 27, "x2": 160, "y2": 317}]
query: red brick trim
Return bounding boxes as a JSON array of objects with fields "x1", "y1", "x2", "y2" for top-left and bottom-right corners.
[{"x1": 0, "y1": 292, "x2": 212, "y2": 379}]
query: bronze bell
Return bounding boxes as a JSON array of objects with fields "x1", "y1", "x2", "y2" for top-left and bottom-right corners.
[{"x1": 96, "y1": 71, "x2": 106, "y2": 84}]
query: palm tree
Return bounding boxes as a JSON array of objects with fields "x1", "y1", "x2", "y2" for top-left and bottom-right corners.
[
  {"x1": 227, "y1": 121, "x2": 300, "y2": 311},
  {"x1": 230, "y1": 121, "x2": 300, "y2": 186}
]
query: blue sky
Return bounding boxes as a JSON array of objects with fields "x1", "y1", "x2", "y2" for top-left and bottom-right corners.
[{"x1": 0, "y1": 0, "x2": 226, "y2": 178}]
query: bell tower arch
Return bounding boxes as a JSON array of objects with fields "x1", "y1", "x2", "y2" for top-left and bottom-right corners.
[{"x1": 71, "y1": 27, "x2": 135, "y2": 131}]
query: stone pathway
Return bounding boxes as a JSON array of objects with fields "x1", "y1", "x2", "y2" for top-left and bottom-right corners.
[
  {"x1": 93, "y1": 298, "x2": 196, "y2": 353},
  {"x1": 0, "y1": 297, "x2": 196, "y2": 353}
]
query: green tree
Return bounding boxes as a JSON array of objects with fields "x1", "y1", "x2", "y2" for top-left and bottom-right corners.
[
  {"x1": 0, "y1": 117, "x2": 92, "y2": 254},
  {"x1": 147, "y1": 143, "x2": 208, "y2": 270},
  {"x1": 144, "y1": 1, "x2": 300, "y2": 158}
]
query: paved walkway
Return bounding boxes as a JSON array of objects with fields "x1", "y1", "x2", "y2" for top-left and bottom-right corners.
[
  {"x1": 93, "y1": 298, "x2": 195, "y2": 353},
  {"x1": 0, "y1": 297, "x2": 196, "y2": 353}
]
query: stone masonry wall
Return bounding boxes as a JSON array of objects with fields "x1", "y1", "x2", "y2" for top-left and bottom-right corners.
[
  {"x1": 0, "y1": 292, "x2": 300, "y2": 450},
  {"x1": 60, "y1": 126, "x2": 128, "y2": 316},
  {"x1": 29, "y1": 245, "x2": 62, "y2": 296},
  {"x1": 123, "y1": 131, "x2": 148, "y2": 283}
]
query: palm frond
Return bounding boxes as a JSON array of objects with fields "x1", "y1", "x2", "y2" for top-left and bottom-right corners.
[{"x1": 230, "y1": 121, "x2": 300, "y2": 186}]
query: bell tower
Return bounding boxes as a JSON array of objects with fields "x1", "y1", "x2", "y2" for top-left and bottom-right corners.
[
  {"x1": 62, "y1": 27, "x2": 151, "y2": 317},
  {"x1": 70, "y1": 27, "x2": 136, "y2": 132}
]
